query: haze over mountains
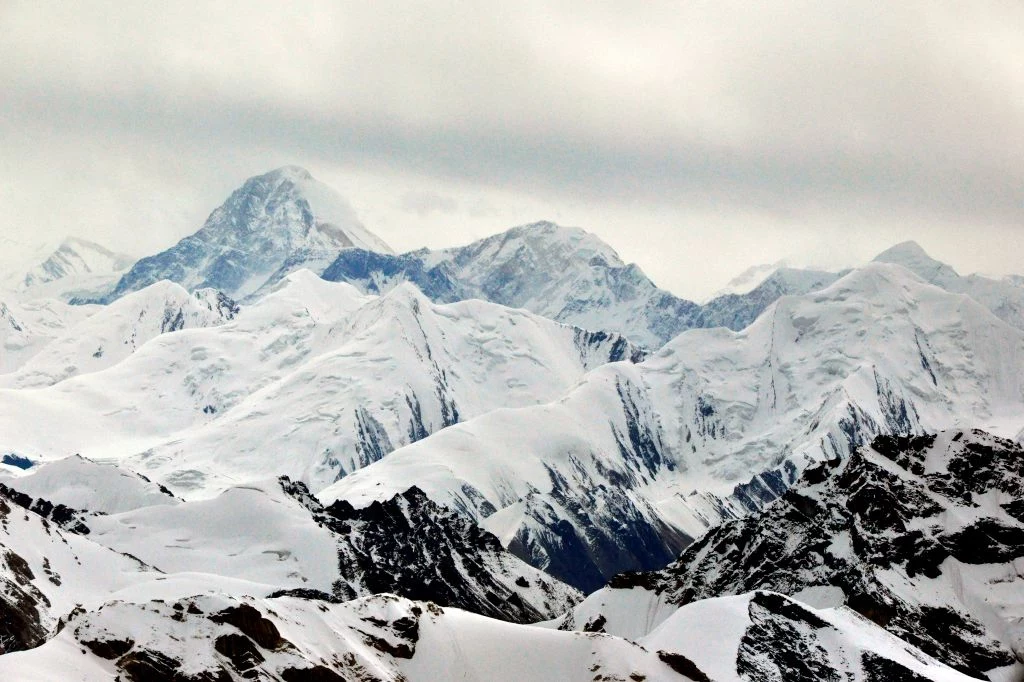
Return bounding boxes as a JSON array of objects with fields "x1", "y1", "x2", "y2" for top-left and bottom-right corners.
[{"x1": 1, "y1": 166, "x2": 1022, "y2": 680}]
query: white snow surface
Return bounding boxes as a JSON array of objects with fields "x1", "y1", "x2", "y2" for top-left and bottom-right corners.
[
  {"x1": 875, "y1": 240, "x2": 1024, "y2": 330},
  {"x1": 0, "y1": 588, "x2": 977, "y2": 682},
  {"x1": 1, "y1": 280, "x2": 236, "y2": 388},
  {"x1": 18, "y1": 236, "x2": 134, "y2": 301},
  {"x1": 0, "y1": 454, "x2": 178, "y2": 514},
  {"x1": 0, "y1": 296, "x2": 100, "y2": 373},
  {"x1": 0, "y1": 270, "x2": 638, "y2": 497},
  {"x1": 325, "y1": 263, "x2": 1024, "y2": 555}
]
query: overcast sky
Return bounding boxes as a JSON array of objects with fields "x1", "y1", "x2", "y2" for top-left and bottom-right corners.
[{"x1": 1, "y1": 1, "x2": 1022, "y2": 299}]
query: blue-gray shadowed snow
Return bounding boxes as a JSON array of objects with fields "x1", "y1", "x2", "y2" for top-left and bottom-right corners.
[
  {"x1": 319, "y1": 221, "x2": 700, "y2": 349},
  {"x1": 324, "y1": 263, "x2": 1024, "y2": 592},
  {"x1": 320, "y1": 232, "x2": 1024, "y2": 347},
  {"x1": 90, "y1": 166, "x2": 841, "y2": 348},
  {"x1": 2, "y1": 282, "x2": 237, "y2": 388},
  {"x1": 317, "y1": 222, "x2": 842, "y2": 348},
  {"x1": 564, "y1": 430, "x2": 1024, "y2": 680},
  {"x1": 102, "y1": 166, "x2": 393, "y2": 302}
]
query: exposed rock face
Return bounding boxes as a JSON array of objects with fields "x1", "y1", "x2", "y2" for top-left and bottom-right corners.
[
  {"x1": 280, "y1": 480, "x2": 582, "y2": 623},
  {"x1": 606, "y1": 430, "x2": 1024, "y2": 679}
]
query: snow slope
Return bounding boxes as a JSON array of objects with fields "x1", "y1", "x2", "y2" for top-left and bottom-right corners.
[
  {"x1": 875, "y1": 240, "x2": 1024, "y2": 330},
  {"x1": 0, "y1": 455, "x2": 178, "y2": 514},
  {"x1": 0, "y1": 491, "x2": 156, "y2": 652},
  {"x1": 0, "y1": 589, "x2": 975, "y2": 682},
  {"x1": 695, "y1": 266, "x2": 841, "y2": 330},
  {"x1": 0, "y1": 274, "x2": 642, "y2": 497},
  {"x1": 19, "y1": 237, "x2": 134, "y2": 303},
  {"x1": 1, "y1": 281, "x2": 238, "y2": 388},
  {"x1": 105, "y1": 166, "x2": 393, "y2": 301},
  {"x1": 0, "y1": 297, "x2": 99, "y2": 373},
  {"x1": 0, "y1": 466, "x2": 579, "y2": 626},
  {"x1": 324, "y1": 263, "x2": 1024, "y2": 591}
]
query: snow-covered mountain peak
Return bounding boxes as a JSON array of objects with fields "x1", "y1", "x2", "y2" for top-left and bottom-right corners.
[
  {"x1": 470, "y1": 221, "x2": 627, "y2": 268},
  {"x1": 581, "y1": 429, "x2": 1024, "y2": 678},
  {"x1": 706, "y1": 260, "x2": 789, "y2": 300},
  {"x1": 872, "y1": 240, "x2": 961, "y2": 285},
  {"x1": 104, "y1": 167, "x2": 392, "y2": 301},
  {"x1": 204, "y1": 166, "x2": 389, "y2": 253},
  {"x1": 262, "y1": 164, "x2": 314, "y2": 182},
  {"x1": 321, "y1": 220, "x2": 699, "y2": 348},
  {"x1": 14, "y1": 236, "x2": 134, "y2": 301}
]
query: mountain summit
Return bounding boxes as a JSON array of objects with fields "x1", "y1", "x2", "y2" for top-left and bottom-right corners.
[
  {"x1": 23, "y1": 237, "x2": 134, "y2": 290},
  {"x1": 872, "y1": 240, "x2": 960, "y2": 286},
  {"x1": 104, "y1": 167, "x2": 392, "y2": 301},
  {"x1": 322, "y1": 221, "x2": 701, "y2": 348}
]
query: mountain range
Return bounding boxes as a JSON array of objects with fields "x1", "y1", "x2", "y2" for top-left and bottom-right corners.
[{"x1": 1, "y1": 166, "x2": 1022, "y2": 680}]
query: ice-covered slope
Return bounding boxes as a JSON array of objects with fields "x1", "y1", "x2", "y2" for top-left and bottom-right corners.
[
  {"x1": 324, "y1": 264, "x2": 1024, "y2": 591},
  {"x1": 0, "y1": 273, "x2": 377, "y2": 468},
  {"x1": 321, "y1": 221, "x2": 702, "y2": 348},
  {"x1": 706, "y1": 260, "x2": 788, "y2": 299},
  {"x1": 0, "y1": 491, "x2": 156, "y2": 653},
  {"x1": 0, "y1": 455, "x2": 178, "y2": 515},
  {"x1": 573, "y1": 430, "x2": 1024, "y2": 680},
  {"x1": 2, "y1": 281, "x2": 238, "y2": 388},
  {"x1": 105, "y1": 166, "x2": 393, "y2": 301},
  {"x1": 22, "y1": 237, "x2": 133, "y2": 288},
  {"x1": 0, "y1": 463, "x2": 578, "y2": 630},
  {"x1": 115, "y1": 282, "x2": 643, "y2": 494},
  {"x1": 0, "y1": 297, "x2": 99, "y2": 373},
  {"x1": 0, "y1": 274, "x2": 642, "y2": 496},
  {"x1": 875, "y1": 240, "x2": 1024, "y2": 330}
]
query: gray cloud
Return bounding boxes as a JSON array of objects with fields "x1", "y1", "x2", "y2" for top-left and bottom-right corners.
[
  {"x1": 0, "y1": 1, "x2": 1021, "y2": 298},
  {"x1": 399, "y1": 191, "x2": 459, "y2": 218}
]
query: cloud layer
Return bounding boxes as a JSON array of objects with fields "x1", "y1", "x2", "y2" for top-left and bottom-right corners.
[{"x1": 1, "y1": 1, "x2": 1021, "y2": 297}]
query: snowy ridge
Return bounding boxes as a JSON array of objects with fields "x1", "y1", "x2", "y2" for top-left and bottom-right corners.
[
  {"x1": 0, "y1": 297, "x2": 99, "y2": 373},
  {"x1": 571, "y1": 430, "x2": 1024, "y2": 679},
  {"x1": 1, "y1": 281, "x2": 238, "y2": 388},
  {"x1": 124, "y1": 281, "x2": 644, "y2": 494},
  {"x1": 22, "y1": 237, "x2": 133, "y2": 288},
  {"x1": 324, "y1": 263, "x2": 1024, "y2": 591},
  {"x1": 694, "y1": 266, "x2": 842, "y2": 330},
  {"x1": 0, "y1": 490, "x2": 156, "y2": 652},
  {"x1": 105, "y1": 166, "x2": 393, "y2": 302},
  {"x1": 322, "y1": 221, "x2": 702, "y2": 348},
  {"x1": 0, "y1": 273, "x2": 643, "y2": 497},
  {"x1": 0, "y1": 455, "x2": 178, "y2": 515},
  {"x1": 875, "y1": 240, "x2": 1024, "y2": 330},
  {"x1": 0, "y1": 587, "x2": 975, "y2": 681},
  {"x1": 706, "y1": 260, "x2": 789, "y2": 299},
  {"x1": 18, "y1": 237, "x2": 134, "y2": 302}
]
